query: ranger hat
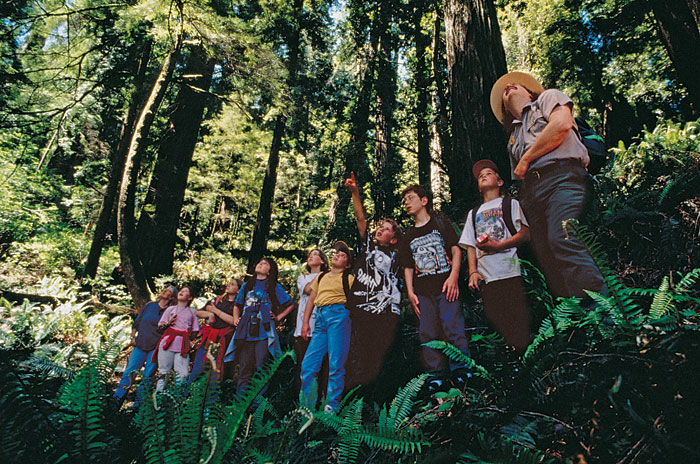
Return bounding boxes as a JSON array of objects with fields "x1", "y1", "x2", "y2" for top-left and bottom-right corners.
[{"x1": 490, "y1": 71, "x2": 545, "y2": 125}]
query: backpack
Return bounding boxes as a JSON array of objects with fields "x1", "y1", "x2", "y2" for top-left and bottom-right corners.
[
  {"x1": 574, "y1": 117, "x2": 607, "y2": 175},
  {"x1": 316, "y1": 269, "x2": 352, "y2": 300}
]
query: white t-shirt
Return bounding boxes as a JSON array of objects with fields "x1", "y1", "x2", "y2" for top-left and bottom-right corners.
[
  {"x1": 459, "y1": 197, "x2": 528, "y2": 284},
  {"x1": 294, "y1": 272, "x2": 319, "y2": 337}
]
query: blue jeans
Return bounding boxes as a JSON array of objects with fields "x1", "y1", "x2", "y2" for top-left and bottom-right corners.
[
  {"x1": 113, "y1": 346, "x2": 157, "y2": 401},
  {"x1": 300, "y1": 304, "x2": 350, "y2": 410},
  {"x1": 417, "y1": 294, "x2": 470, "y2": 373}
]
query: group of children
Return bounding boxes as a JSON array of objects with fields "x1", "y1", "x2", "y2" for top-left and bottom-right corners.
[{"x1": 116, "y1": 162, "x2": 533, "y2": 410}]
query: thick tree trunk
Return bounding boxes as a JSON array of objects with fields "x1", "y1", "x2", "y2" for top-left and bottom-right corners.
[
  {"x1": 373, "y1": 0, "x2": 399, "y2": 219},
  {"x1": 650, "y1": 0, "x2": 700, "y2": 109},
  {"x1": 117, "y1": 41, "x2": 181, "y2": 308},
  {"x1": 444, "y1": 0, "x2": 507, "y2": 214},
  {"x1": 84, "y1": 39, "x2": 152, "y2": 278},
  {"x1": 136, "y1": 44, "x2": 214, "y2": 278},
  {"x1": 431, "y1": 5, "x2": 450, "y2": 206},
  {"x1": 415, "y1": 0, "x2": 432, "y2": 193}
]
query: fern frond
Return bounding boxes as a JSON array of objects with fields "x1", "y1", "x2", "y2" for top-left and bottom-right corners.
[
  {"x1": 385, "y1": 374, "x2": 428, "y2": 430},
  {"x1": 649, "y1": 276, "x2": 676, "y2": 320},
  {"x1": 422, "y1": 341, "x2": 490, "y2": 378},
  {"x1": 217, "y1": 350, "x2": 295, "y2": 459},
  {"x1": 355, "y1": 426, "x2": 428, "y2": 454},
  {"x1": 563, "y1": 219, "x2": 643, "y2": 329},
  {"x1": 677, "y1": 268, "x2": 700, "y2": 292}
]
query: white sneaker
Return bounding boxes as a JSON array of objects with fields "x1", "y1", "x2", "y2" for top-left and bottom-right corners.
[{"x1": 323, "y1": 404, "x2": 335, "y2": 414}]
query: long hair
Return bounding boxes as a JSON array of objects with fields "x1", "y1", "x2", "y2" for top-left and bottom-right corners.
[
  {"x1": 218, "y1": 278, "x2": 243, "y2": 301},
  {"x1": 304, "y1": 248, "x2": 329, "y2": 273},
  {"x1": 244, "y1": 257, "x2": 283, "y2": 312}
]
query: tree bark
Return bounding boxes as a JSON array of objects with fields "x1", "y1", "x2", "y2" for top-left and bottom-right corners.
[
  {"x1": 415, "y1": 0, "x2": 432, "y2": 193},
  {"x1": 117, "y1": 40, "x2": 181, "y2": 309},
  {"x1": 443, "y1": 0, "x2": 507, "y2": 215},
  {"x1": 84, "y1": 39, "x2": 152, "y2": 278},
  {"x1": 431, "y1": 4, "x2": 450, "y2": 206},
  {"x1": 136, "y1": 43, "x2": 214, "y2": 278},
  {"x1": 649, "y1": 0, "x2": 700, "y2": 109},
  {"x1": 373, "y1": 0, "x2": 399, "y2": 219}
]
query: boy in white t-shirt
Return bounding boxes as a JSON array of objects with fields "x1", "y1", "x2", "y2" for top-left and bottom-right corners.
[{"x1": 459, "y1": 160, "x2": 532, "y2": 352}]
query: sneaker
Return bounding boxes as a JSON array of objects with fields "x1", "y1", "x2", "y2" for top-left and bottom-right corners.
[
  {"x1": 426, "y1": 376, "x2": 445, "y2": 393},
  {"x1": 451, "y1": 369, "x2": 472, "y2": 389},
  {"x1": 323, "y1": 404, "x2": 335, "y2": 414}
]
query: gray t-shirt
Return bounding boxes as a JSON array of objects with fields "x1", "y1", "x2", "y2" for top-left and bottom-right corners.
[{"x1": 507, "y1": 89, "x2": 588, "y2": 175}]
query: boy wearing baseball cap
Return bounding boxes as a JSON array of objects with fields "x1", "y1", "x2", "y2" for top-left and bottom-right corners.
[
  {"x1": 299, "y1": 241, "x2": 355, "y2": 412},
  {"x1": 459, "y1": 160, "x2": 532, "y2": 351}
]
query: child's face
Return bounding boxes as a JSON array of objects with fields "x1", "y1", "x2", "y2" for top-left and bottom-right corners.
[
  {"x1": 402, "y1": 192, "x2": 427, "y2": 216},
  {"x1": 374, "y1": 221, "x2": 396, "y2": 246},
  {"x1": 255, "y1": 260, "x2": 271, "y2": 277},
  {"x1": 177, "y1": 287, "x2": 191, "y2": 302},
  {"x1": 331, "y1": 250, "x2": 350, "y2": 269},
  {"x1": 477, "y1": 168, "x2": 503, "y2": 192},
  {"x1": 307, "y1": 250, "x2": 324, "y2": 268},
  {"x1": 225, "y1": 281, "x2": 239, "y2": 294}
]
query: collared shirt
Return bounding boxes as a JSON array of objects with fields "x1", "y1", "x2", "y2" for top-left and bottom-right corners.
[{"x1": 507, "y1": 89, "x2": 589, "y2": 175}]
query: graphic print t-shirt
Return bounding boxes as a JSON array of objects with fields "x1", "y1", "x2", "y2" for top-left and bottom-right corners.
[
  {"x1": 347, "y1": 235, "x2": 401, "y2": 316},
  {"x1": 398, "y1": 216, "x2": 459, "y2": 296},
  {"x1": 458, "y1": 197, "x2": 528, "y2": 284}
]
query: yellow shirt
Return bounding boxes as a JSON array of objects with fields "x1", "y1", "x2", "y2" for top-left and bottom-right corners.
[{"x1": 311, "y1": 271, "x2": 355, "y2": 306}]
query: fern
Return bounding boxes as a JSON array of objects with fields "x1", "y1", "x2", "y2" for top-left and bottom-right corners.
[
  {"x1": 563, "y1": 219, "x2": 644, "y2": 329},
  {"x1": 422, "y1": 340, "x2": 490, "y2": 378},
  {"x1": 381, "y1": 373, "x2": 428, "y2": 429}
]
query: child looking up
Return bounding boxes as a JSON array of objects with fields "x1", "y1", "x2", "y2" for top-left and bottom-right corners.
[
  {"x1": 189, "y1": 279, "x2": 242, "y2": 382},
  {"x1": 398, "y1": 185, "x2": 471, "y2": 390},
  {"x1": 299, "y1": 241, "x2": 355, "y2": 413},
  {"x1": 460, "y1": 160, "x2": 532, "y2": 352},
  {"x1": 154, "y1": 286, "x2": 199, "y2": 391},
  {"x1": 343, "y1": 172, "x2": 402, "y2": 389},
  {"x1": 225, "y1": 258, "x2": 294, "y2": 395},
  {"x1": 294, "y1": 249, "x2": 329, "y2": 390}
]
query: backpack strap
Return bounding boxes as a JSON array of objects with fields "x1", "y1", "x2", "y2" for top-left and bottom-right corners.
[
  {"x1": 501, "y1": 195, "x2": 518, "y2": 237},
  {"x1": 316, "y1": 270, "x2": 351, "y2": 299},
  {"x1": 470, "y1": 206, "x2": 477, "y2": 237}
]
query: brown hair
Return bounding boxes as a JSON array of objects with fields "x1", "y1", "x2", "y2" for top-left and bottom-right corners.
[
  {"x1": 379, "y1": 217, "x2": 403, "y2": 245},
  {"x1": 401, "y1": 184, "x2": 432, "y2": 212},
  {"x1": 304, "y1": 248, "x2": 330, "y2": 273},
  {"x1": 218, "y1": 278, "x2": 243, "y2": 300}
]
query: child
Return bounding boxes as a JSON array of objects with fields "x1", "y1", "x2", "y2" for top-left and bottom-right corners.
[
  {"x1": 299, "y1": 241, "x2": 355, "y2": 412},
  {"x1": 294, "y1": 249, "x2": 329, "y2": 391},
  {"x1": 113, "y1": 285, "x2": 177, "y2": 404},
  {"x1": 189, "y1": 279, "x2": 242, "y2": 382},
  {"x1": 153, "y1": 286, "x2": 200, "y2": 391},
  {"x1": 398, "y1": 184, "x2": 471, "y2": 390},
  {"x1": 460, "y1": 159, "x2": 532, "y2": 352},
  {"x1": 224, "y1": 257, "x2": 294, "y2": 395},
  {"x1": 343, "y1": 172, "x2": 402, "y2": 389}
]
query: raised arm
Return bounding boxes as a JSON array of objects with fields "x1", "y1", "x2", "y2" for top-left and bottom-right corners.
[{"x1": 344, "y1": 172, "x2": 368, "y2": 239}]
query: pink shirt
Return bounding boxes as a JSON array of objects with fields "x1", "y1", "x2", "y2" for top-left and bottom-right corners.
[{"x1": 158, "y1": 305, "x2": 200, "y2": 353}]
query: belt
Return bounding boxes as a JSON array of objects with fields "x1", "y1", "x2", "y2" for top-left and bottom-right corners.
[{"x1": 524, "y1": 159, "x2": 583, "y2": 182}]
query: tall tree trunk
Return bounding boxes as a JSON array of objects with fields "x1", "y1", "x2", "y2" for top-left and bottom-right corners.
[
  {"x1": 431, "y1": 3, "x2": 451, "y2": 206},
  {"x1": 373, "y1": 0, "x2": 399, "y2": 219},
  {"x1": 649, "y1": 0, "x2": 700, "y2": 109},
  {"x1": 444, "y1": 0, "x2": 507, "y2": 215},
  {"x1": 118, "y1": 40, "x2": 181, "y2": 308},
  {"x1": 136, "y1": 44, "x2": 215, "y2": 278},
  {"x1": 248, "y1": 114, "x2": 287, "y2": 273},
  {"x1": 247, "y1": 0, "x2": 304, "y2": 272},
  {"x1": 414, "y1": 0, "x2": 432, "y2": 193},
  {"x1": 84, "y1": 39, "x2": 152, "y2": 278}
]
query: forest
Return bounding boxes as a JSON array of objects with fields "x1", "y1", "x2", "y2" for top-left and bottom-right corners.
[{"x1": 1, "y1": 0, "x2": 699, "y2": 462}]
